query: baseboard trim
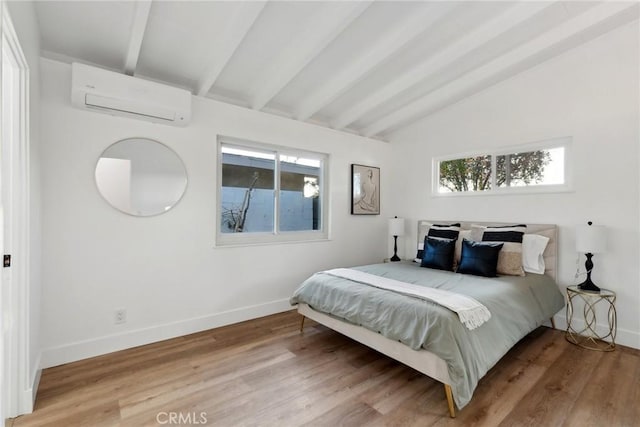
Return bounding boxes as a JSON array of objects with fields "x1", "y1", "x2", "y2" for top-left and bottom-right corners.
[
  {"x1": 40, "y1": 298, "x2": 293, "y2": 368},
  {"x1": 19, "y1": 361, "x2": 41, "y2": 414},
  {"x1": 40, "y1": 303, "x2": 638, "y2": 369},
  {"x1": 551, "y1": 313, "x2": 640, "y2": 350}
]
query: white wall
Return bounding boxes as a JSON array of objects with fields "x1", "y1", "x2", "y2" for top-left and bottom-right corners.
[
  {"x1": 388, "y1": 21, "x2": 640, "y2": 349},
  {"x1": 39, "y1": 58, "x2": 392, "y2": 367},
  {"x1": 6, "y1": 0, "x2": 42, "y2": 410}
]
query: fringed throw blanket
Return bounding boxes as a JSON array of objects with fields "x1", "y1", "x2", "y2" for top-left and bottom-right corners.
[{"x1": 322, "y1": 268, "x2": 491, "y2": 330}]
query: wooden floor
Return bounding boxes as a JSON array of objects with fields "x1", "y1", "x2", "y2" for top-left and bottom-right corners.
[{"x1": 10, "y1": 310, "x2": 640, "y2": 427}]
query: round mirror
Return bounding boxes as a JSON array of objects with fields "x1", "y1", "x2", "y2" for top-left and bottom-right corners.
[{"x1": 95, "y1": 138, "x2": 188, "y2": 216}]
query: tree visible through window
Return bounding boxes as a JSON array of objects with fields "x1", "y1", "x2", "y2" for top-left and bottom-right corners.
[
  {"x1": 496, "y1": 150, "x2": 553, "y2": 188},
  {"x1": 217, "y1": 139, "x2": 327, "y2": 245},
  {"x1": 437, "y1": 144, "x2": 566, "y2": 194},
  {"x1": 439, "y1": 155, "x2": 493, "y2": 192}
]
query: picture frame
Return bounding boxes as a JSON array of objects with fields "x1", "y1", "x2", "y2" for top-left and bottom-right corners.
[{"x1": 351, "y1": 164, "x2": 380, "y2": 215}]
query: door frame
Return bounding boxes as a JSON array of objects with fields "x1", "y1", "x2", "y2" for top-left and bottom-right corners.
[{"x1": 1, "y1": 1, "x2": 32, "y2": 418}]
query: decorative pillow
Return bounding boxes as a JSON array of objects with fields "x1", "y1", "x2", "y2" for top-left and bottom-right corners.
[
  {"x1": 421, "y1": 237, "x2": 456, "y2": 271},
  {"x1": 415, "y1": 242, "x2": 425, "y2": 263},
  {"x1": 522, "y1": 234, "x2": 549, "y2": 274},
  {"x1": 414, "y1": 223, "x2": 461, "y2": 261},
  {"x1": 457, "y1": 239, "x2": 504, "y2": 277},
  {"x1": 481, "y1": 225, "x2": 527, "y2": 276},
  {"x1": 427, "y1": 223, "x2": 461, "y2": 240},
  {"x1": 469, "y1": 225, "x2": 485, "y2": 242},
  {"x1": 481, "y1": 224, "x2": 527, "y2": 242},
  {"x1": 454, "y1": 229, "x2": 472, "y2": 267}
]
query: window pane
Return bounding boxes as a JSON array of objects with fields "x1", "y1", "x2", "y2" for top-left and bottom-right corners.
[
  {"x1": 279, "y1": 155, "x2": 321, "y2": 231},
  {"x1": 220, "y1": 146, "x2": 275, "y2": 233},
  {"x1": 439, "y1": 156, "x2": 492, "y2": 192},
  {"x1": 496, "y1": 147, "x2": 564, "y2": 187}
]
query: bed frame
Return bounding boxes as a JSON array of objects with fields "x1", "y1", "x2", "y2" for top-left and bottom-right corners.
[{"x1": 298, "y1": 221, "x2": 558, "y2": 418}]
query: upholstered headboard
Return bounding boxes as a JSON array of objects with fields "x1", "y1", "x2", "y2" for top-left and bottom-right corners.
[{"x1": 417, "y1": 220, "x2": 558, "y2": 281}]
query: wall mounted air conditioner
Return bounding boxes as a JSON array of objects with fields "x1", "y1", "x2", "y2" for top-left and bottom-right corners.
[{"x1": 71, "y1": 63, "x2": 191, "y2": 127}]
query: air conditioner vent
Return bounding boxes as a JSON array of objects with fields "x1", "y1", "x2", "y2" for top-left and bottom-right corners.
[{"x1": 71, "y1": 63, "x2": 191, "y2": 127}]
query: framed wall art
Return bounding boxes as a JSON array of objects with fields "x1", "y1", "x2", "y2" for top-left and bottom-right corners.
[{"x1": 351, "y1": 164, "x2": 380, "y2": 215}]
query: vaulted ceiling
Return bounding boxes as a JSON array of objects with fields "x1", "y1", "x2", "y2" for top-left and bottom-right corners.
[{"x1": 35, "y1": 1, "x2": 639, "y2": 141}]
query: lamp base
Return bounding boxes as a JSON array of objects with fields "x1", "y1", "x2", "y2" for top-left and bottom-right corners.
[
  {"x1": 578, "y1": 277, "x2": 601, "y2": 293},
  {"x1": 390, "y1": 235, "x2": 401, "y2": 262},
  {"x1": 578, "y1": 252, "x2": 600, "y2": 292}
]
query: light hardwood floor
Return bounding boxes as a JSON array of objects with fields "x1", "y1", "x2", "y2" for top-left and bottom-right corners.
[{"x1": 9, "y1": 310, "x2": 640, "y2": 427}]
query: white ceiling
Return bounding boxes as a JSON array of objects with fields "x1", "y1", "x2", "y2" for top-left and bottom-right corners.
[{"x1": 35, "y1": 1, "x2": 639, "y2": 141}]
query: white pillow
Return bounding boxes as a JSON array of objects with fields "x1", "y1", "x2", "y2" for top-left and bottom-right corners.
[{"x1": 522, "y1": 234, "x2": 549, "y2": 274}]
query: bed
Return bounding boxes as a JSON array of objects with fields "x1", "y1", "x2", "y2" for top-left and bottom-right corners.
[{"x1": 290, "y1": 221, "x2": 565, "y2": 418}]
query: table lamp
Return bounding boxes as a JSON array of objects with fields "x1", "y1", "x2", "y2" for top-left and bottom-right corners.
[
  {"x1": 389, "y1": 216, "x2": 405, "y2": 262},
  {"x1": 576, "y1": 221, "x2": 607, "y2": 292}
]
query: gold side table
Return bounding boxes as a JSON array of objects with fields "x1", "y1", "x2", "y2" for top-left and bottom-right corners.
[{"x1": 565, "y1": 285, "x2": 616, "y2": 351}]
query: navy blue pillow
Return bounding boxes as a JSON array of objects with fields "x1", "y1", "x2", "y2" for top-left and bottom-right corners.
[
  {"x1": 457, "y1": 239, "x2": 504, "y2": 277},
  {"x1": 415, "y1": 223, "x2": 461, "y2": 261},
  {"x1": 421, "y1": 237, "x2": 456, "y2": 271}
]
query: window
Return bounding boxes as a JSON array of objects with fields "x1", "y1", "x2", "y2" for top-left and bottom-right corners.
[
  {"x1": 217, "y1": 136, "x2": 328, "y2": 245},
  {"x1": 496, "y1": 146, "x2": 565, "y2": 188},
  {"x1": 435, "y1": 138, "x2": 570, "y2": 195}
]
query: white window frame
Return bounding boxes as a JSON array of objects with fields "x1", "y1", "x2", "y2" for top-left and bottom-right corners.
[
  {"x1": 216, "y1": 135, "x2": 329, "y2": 246},
  {"x1": 432, "y1": 137, "x2": 572, "y2": 197}
]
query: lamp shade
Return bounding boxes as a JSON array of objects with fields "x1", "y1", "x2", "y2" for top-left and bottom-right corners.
[
  {"x1": 389, "y1": 217, "x2": 405, "y2": 237},
  {"x1": 576, "y1": 223, "x2": 607, "y2": 253}
]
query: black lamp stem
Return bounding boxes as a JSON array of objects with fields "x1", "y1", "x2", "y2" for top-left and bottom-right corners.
[
  {"x1": 578, "y1": 252, "x2": 600, "y2": 292},
  {"x1": 390, "y1": 235, "x2": 401, "y2": 262}
]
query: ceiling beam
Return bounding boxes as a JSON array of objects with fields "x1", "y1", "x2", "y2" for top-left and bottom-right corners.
[
  {"x1": 123, "y1": 0, "x2": 152, "y2": 76},
  {"x1": 361, "y1": 2, "x2": 639, "y2": 138},
  {"x1": 293, "y1": 2, "x2": 458, "y2": 122},
  {"x1": 330, "y1": 1, "x2": 554, "y2": 130},
  {"x1": 249, "y1": 1, "x2": 372, "y2": 112},
  {"x1": 196, "y1": 1, "x2": 267, "y2": 97}
]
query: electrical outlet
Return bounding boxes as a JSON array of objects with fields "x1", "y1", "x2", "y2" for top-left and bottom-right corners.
[{"x1": 114, "y1": 308, "x2": 127, "y2": 324}]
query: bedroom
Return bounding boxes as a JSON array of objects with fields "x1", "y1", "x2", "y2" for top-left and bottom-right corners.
[{"x1": 2, "y1": 0, "x2": 639, "y2": 425}]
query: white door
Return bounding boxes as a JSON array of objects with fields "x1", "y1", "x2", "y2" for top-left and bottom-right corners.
[
  {"x1": 1, "y1": 22, "x2": 17, "y2": 420},
  {"x1": 0, "y1": 2, "x2": 6, "y2": 421},
  {"x1": 0, "y1": 4, "x2": 30, "y2": 419}
]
